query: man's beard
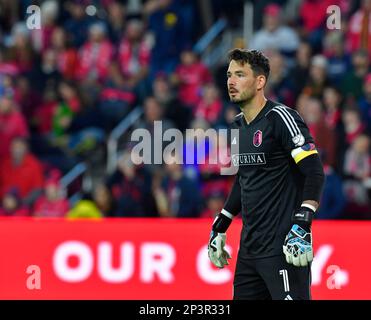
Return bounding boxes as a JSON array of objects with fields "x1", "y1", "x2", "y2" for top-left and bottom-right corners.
[{"x1": 229, "y1": 89, "x2": 255, "y2": 104}]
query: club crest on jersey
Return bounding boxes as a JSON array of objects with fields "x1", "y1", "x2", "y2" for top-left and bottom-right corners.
[{"x1": 253, "y1": 130, "x2": 262, "y2": 147}]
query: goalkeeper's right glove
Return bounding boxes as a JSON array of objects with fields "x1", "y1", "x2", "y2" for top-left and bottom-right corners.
[
  {"x1": 283, "y1": 206, "x2": 314, "y2": 267},
  {"x1": 208, "y1": 211, "x2": 233, "y2": 268}
]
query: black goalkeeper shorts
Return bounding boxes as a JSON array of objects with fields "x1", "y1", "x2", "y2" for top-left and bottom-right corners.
[{"x1": 233, "y1": 253, "x2": 311, "y2": 300}]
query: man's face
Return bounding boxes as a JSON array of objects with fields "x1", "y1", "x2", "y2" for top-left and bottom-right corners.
[
  {"x1": 227, "y1": 60, "x2": 259, "y2": 104},
  {"x1": 10, "y1": 139, "x2": 27, "y2": 162},
  {"x1": 0, "y1": 97, "x2": 13, "y2": 114}
]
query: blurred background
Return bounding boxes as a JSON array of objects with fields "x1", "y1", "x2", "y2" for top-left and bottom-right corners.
[{"x1": 0, "y1": 0, "x2": 370, "y2": 300}]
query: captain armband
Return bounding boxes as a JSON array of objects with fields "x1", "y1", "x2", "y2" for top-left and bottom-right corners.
[{"x1": 291, "y1": 143, "x2": 318, "y2": 164}]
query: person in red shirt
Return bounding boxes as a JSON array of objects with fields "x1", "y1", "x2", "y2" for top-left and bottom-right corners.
[
  {"x1": 76, "y1": 22, "x2": 114, "y2": 83},
  {"x1": 33, "y1": 170, "x2": 69, "y2": 218},
  {"x1": 117, "y1": 18, "x2": 151, "y2": 91},
  {"x1": 0, "y1": 93, "x2": 29, "y2": 159},
  {"x1": 298, "y1": 97, "x2": 337, "y2": 168},
  {"x1": 0, "y1": 137, "x2": 44, "y2": 204},
  {"x1": 171, "y1": 49, "x2": 212, "y2": 108},
  {"x1": 50, "y1": 27, "x2": 79, "y2": 80},
  {"x1": 347, "y1": 0, "x2": 371, "y2": 59},
  {"x1": 194, "y1": 83, "x2": 223, "y2": 125}
]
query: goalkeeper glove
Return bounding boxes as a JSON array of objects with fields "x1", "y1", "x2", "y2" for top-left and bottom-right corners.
[
  {"x1": 283, "y1": 206, "x2": 314, "y2": 267},
  {"x1": 208, "y1": 211, "x2": 233, "y2": 268}
]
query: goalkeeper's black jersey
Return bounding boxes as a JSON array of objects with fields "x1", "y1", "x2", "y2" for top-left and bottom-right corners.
[{"x1": 229, "y1": 100, "x2": 316, "y2": 258}]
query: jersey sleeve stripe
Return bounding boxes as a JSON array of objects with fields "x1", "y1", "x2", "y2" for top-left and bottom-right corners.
[
  {"x1": 292, "y1": 149, "x2": 318, "y2": 163},
  {"x1": 271, "y1": 107, "x2": 296, "y2": 137},
  {"x1": 275, "y1": 106, "x2": 302, "y2": 137}
]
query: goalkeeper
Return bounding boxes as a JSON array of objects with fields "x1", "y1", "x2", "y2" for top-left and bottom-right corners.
[{"x1": 208, "y1": 49, "x2": 325, "y2": 300}]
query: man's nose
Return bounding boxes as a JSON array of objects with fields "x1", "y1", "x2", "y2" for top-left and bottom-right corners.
[{"x1": 228, "y1": 77, "x2": 236, "y2": 86}]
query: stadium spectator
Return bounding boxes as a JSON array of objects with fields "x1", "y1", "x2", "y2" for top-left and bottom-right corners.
[
  {"x1": 153, "y1": 151, "x2": 201, "y2": 218},
  {"x1": 33, "y1": 170, "x2": 69, "y2": 217},
  {"x1": 346, "y1": 0, "x2": 371, "y2": 59},
  {"x1": 302, "y1": 54, "x2": 331, "y2": 99},
  {"x1": 316, "y1": 163, "x2": 347, "y2": 219},
  {"x1": 134, "y1": 96, "x2": 175, "y2": 172},
  {"x1": 107, "y1": 150, "x2": 156, "y2": 217},
  {"x1": 0, "y1": 187, "x2": 30, "y2": 217},
  {"x1": 52, "y1": 79, "x2": 81, "y2": 139},
  {"x1": 7, "y1": 22, "x2": 35, "y2": 73},
  {"x1": 249, "y1": 3, "x2": 300, "y2": 56},
  {"x1": 323, "y1": 86, "x2": 344, "y2": 130},
  {"x1": 99, "y1": 62, "x2": 136, "y2": 132},
  {"x1": 0, "y1": 92, "x2": 29, "y2": 159},
  {"x1": 0, "y1": 137, "x2": 44, "y2": 204},
  {"x1": 288, "y1": 41, "x2": 312, "y2": 100},
  {"x1": 76, "y1": 22, "x2": 114, "y2": 83},
  {"x1": 265, "y1": 50, "x2": 295, "y2": 107},
  {"x1": 194, "y1": 83, "x2": 223, "y2": 126},
  {"x1": 299, "y1": 97, "x2": 337, "y2": 167},
  {"x1": 106, "y1": 1, "x2": 126, "y2": 45},
  {"x1": 299, "y1": 0, "x2": 334, "y2": 53},
  {"x1": 214, "y1": 103, "x2": 240, "y2": 130},
  {"x1": 67, "y1": 194, "x2": 103, "y2": 219},
  {"x1": 152, "y1": 73, "x2": 192, "y2": 132},
  {"x1": 341, "y1": 49, "x2": 370, "y2": 103},
  {"x1": 49, "y1": 27, "x2": 79, "y2": 80},
  {"x1": 358, "y1": 73, "x2": 371, "y2": 131},
  {"x1": 322, "y1": 31, "x2": 350, "y2": 85},
  {"x1": 341, "y1": 107, "x2": 367, "y2": 147},
  {"x1": 13, "y1": 75, "x2": 42, "y2": 122},
  {"x1": 146, "y1": 0, "x2": 188, "y2": 79},
  {"x1": 117, "y1": 17, "x2": 151, "y2": 102},
  {"x1": 171, "y1": 48, "x2": 212, "y2": 108},
  {"x1": 343, "y1": 134, "x2": 370, "y2": 194},
  {"x1": 92, "y1": 183, "x2": 117, "y2": 217},
  {"x1": 32, "y1": 87, "x2": 58, "y2": 135},
  {"x1": 0, "y1": 50, "x2": 19, "y2": 77},
  {"x1": 30, "y1": 0, "x2": 59, "y2": 54},
  {"x1": 63, "y1": 0, "x2": 94, "y2": 48}
]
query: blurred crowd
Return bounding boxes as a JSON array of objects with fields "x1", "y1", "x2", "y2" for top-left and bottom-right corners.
[{"x1": 0, "y1": 0, "x2": 370, "y2": 220}]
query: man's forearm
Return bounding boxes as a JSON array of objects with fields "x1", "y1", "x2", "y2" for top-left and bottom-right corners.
[
  {"x1": 223, "y1": 176, "x2": 242, "y2": 216},
  {"x1": 296, "y1": 154, "x2": 325, "y2": 207}
]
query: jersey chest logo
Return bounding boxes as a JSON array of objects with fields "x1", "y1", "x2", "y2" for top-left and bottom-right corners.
[{"x1": 253, "y1": 130, "x2": 263, "y2": 147}]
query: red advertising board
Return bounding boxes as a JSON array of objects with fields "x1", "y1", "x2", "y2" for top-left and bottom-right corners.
[{"x1": 0, "y1": 218, "x2": 370, "y2": 300}]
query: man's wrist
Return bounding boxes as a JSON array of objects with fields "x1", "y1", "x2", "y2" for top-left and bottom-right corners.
[
  {"x1": 212, "y1": 210, "x2": 233, "y2": 233},
  {"x1": 292, "y1": 206, "x2": 315, "y2": 230}
]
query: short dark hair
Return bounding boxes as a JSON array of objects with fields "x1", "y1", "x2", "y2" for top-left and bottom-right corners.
[{"x1": 228, "y1": 49, "x2": 270, "y2": 80}]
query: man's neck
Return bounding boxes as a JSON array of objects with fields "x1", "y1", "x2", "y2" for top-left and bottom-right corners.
[{"x1": 240, "y1": 94, "x2": 267, "y2": 124}]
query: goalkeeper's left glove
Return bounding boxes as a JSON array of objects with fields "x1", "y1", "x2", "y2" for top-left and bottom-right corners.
[
  {"x1": 283, "y1": 206, "x2": 314, "y2": 267},
  {"x1": 208, "y1": 211, "x2": 233, "y2": 268},
  {"x1": 208, "y1": 231, "x2": 231, "y2": 268}
]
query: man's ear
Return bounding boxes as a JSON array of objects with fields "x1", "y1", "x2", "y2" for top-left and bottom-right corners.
[{"x1": 257, "y1": 75, "x2": 267, "y2": 90}]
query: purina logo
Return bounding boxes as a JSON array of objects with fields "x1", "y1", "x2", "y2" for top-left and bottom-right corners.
[
  {"x1": 232, "y1": 153, "x2": 266, "y2": 166},
  {"x1": 253, "y1": 130, "x2": 262, "y2": 147}
]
